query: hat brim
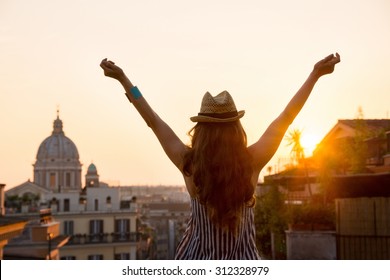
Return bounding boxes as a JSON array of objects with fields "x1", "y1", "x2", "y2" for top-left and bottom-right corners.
[{"x1": 190, "y1": 110, "x2": 245, "y2": 123}]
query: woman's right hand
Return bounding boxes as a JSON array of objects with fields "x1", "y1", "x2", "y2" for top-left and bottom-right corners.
[
  {"x1": 100, "y1": 58, "x2": 126, "y2": 82},
  {"x1": 312, "y1": 53, "x2": 341, "y2": 78}
]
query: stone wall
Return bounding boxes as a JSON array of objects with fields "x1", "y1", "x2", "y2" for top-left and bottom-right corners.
[{"x1": 286, "y1": 230, "x2": 336, "y2": 260}]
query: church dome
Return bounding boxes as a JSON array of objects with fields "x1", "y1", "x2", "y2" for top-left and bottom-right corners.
[
  {"x1": 36, "y1": 114, "x2": 79, "y2": 161},
  {"x1": 33, "y1": 111, "x2": 82, "y2": 191}
]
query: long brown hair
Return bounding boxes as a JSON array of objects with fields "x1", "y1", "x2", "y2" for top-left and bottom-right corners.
[{"x1": 183, "y1": 120, "x2": 255, "y2": 233}]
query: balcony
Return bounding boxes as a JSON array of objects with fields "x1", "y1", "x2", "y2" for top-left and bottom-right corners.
[
  {"x1": 67, "y1": 232, "x2": 139, "y2": 245},
  {"x1": 111, "y1": 232, "x2": 138, "y2": 242}
]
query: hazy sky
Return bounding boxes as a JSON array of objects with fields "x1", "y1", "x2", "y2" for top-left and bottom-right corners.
[{"x1": 1, "y1": 0, "x2": 389, "y2": 189}]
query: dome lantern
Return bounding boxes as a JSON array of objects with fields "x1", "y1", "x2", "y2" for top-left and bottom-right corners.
[{"x1": 52, "y1": 110, "x2": 64, "y2": 135}]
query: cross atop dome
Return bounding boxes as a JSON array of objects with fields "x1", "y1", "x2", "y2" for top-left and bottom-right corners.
[{"x1": 52, "y1": 107, "x2": 64, "y2": 135}]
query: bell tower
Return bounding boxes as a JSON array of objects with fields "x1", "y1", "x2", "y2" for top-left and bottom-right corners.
[{"x1": 85, "y1": 163, "x2": 99, "y2": 188}]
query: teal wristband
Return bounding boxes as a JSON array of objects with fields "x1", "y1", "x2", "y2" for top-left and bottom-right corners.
[{"x1": 130, "y1": 86, "x2": 142, "y2": 100}]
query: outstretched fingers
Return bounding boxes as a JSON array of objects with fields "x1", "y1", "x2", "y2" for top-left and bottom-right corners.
[
  {"x1": 334, "y1": 52, "x2": 341, "y2": 64},
  {"x1": 100, "y1": 58, "x2": 114, "y2": 72},
  {"x1": 323, "y1": 54, "x2": 335, "y2": 62},
  {"x1": 313, "y1": 52, "x2": 341, "y2": 76},
  {"x1": 326, "y1": 53, "x2": 341, "y2": 68},
  {"x1": 322, "y1": 53, "x2": 340, "y2": 64}
]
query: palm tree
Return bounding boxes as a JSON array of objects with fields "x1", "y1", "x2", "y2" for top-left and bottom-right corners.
[
  {"x1": 285, "y1": 128, "x2": 305, "y2": 166},
  {"x1": 285, "y1": 128, "x2": 312, "y2": 197}
]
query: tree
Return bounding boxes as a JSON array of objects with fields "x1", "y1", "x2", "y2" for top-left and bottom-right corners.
[
  {"x1": 5, "y1": 195, "x2": 22, "y2": 211},
  {"x1": 285, "y1": 128, "x2": 312, "y2": 196},
  {"x1": 255, "y1": 185, "x2": 287, "y2": 259},
  {"x1": 285, "y1": 128, "x2": 305, "y2": 166}
]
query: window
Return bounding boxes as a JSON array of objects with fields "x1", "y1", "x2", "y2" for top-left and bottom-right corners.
[
  {"x1": 61, "y1": 256, "x2": 76, "y2": 260},
  {"x1": 88, "y1": 254, "x2": 103, "y2": 260},
  {"x1": 50, "y1": 197, "x2": 59, "y2": 210},
  {"x1": 64, "y1": 199, "x2": 70, "y2": 212},
  {"x1": 89, "y1": 219, "x2": 103, "y2": 242},
  {"x1": 94, "y1": 199, "x2": 99, "y2": 211},
  {"x1": 114, "y1": 253, "x2": 130, "y2": 260},
  {"x1": 63, "y1": 220, "x2": 74, "y2": 235},
  {"x1": 106, "y1": 196, "x2": 111, "y2": 204},
  {"x1": 65, "y1": 172, "x2": 71, "y2": 187},
  {"x1": 90, "y1": 220, "x2": 103, "y2": 234},
  {"x1": 114, "y1": 219, "x2": 130, "y2": 241},
  {"x1": 49, "y1": 173, "x2": 56, "y2": 189}
]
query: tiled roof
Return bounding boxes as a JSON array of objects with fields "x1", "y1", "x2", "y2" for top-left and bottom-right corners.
[
  {"x1": 339, "y1": 119, "x2": 390, "y2": 132},
  {"x1": 318, "y1": 119, "x2": 390, "y2": 145},
  {"x1": 0, "y1": 216, "x2": 29, "y2": 227}
]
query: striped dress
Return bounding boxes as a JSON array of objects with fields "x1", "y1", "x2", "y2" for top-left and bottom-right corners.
[{"x1": 175, "y1": 198, "x2": 260, "y2": 260}]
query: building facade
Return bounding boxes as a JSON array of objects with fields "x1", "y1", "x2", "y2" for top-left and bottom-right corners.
[
  {"x1": 4, "y1": 112, "x2": 191, "y2": 259},
  {"x1": 5, "y1": 113, "x2": 139, "y2": 259}
]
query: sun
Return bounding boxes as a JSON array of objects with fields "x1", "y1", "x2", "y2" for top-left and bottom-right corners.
[{"x1": 300, "y1": 133, "x2": 321, "y2": 157}]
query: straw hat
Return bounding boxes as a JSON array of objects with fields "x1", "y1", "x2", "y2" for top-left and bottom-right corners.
[{"x1": 190, "y1": 91, "x2": 245, "y2": 123}]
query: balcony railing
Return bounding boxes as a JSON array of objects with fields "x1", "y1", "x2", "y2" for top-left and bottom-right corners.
[
  {"x1": 111, "y1": 232, "x2": 139, "y2": 242},
  {"x1": 67, "y1": 232, "x2": 139, "y2": 245}
]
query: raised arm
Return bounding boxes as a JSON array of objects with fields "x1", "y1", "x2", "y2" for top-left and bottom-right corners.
[
  {"x1": 100, "y1": 59, "x2": 187, "y2": 171},
  {"x1": 249, "y1": 53, "x2": 341, "y2": 172}
]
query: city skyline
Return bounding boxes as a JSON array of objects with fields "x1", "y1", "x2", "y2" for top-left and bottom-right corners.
[{"x1": 1, "y1": 0, "x2": 389, "y2": 189}]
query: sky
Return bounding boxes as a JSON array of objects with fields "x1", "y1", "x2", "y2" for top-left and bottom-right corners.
[{"x1": 1, "y1": 0, "x2": 389, "y2": 190}]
